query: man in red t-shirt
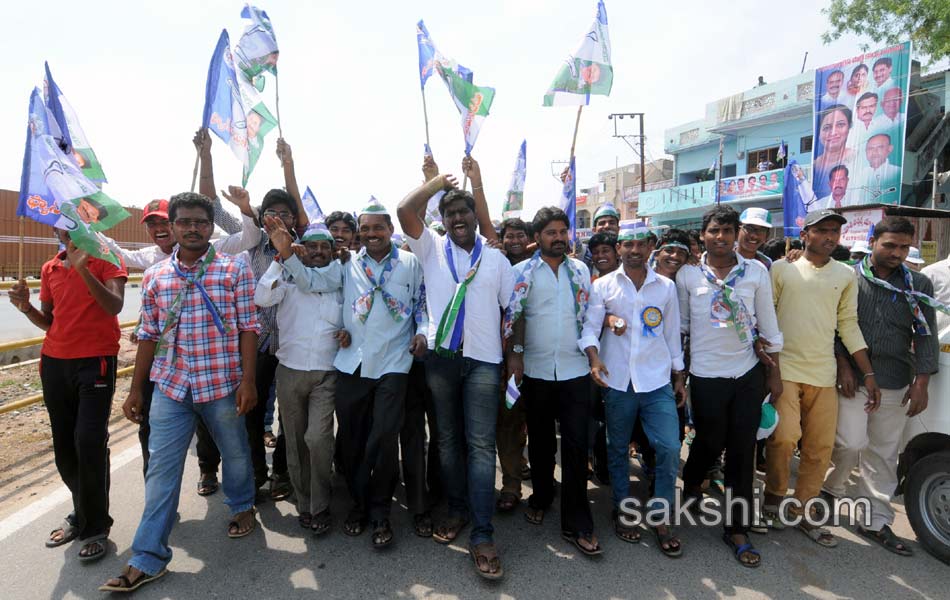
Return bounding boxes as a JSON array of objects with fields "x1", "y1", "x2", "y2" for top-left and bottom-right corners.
[{"x1": 8, "y1": 229, "x2": 127, "y2": 563}]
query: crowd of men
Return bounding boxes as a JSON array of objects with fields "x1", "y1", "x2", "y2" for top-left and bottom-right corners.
[{"x1": 7, "y1": 131, "x2": 950, "y2": 591}]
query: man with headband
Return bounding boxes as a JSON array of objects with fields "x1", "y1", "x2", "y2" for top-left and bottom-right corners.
[
  {"x1": 581, "y1": 220, "x2": 686, "y2": 558},
  {"x1": 254, "y1": 217, "x2": 349, "y2": 538}
]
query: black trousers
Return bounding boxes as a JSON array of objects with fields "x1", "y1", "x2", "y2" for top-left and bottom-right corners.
[
  {"x1": 138, "y1": 380, "x2": 221, "y2": 479},
  {"x1": 400, "y1": 359, "x2": 439, "y2": 514},
  {"x1": 683, "y1": 364, "x2": 765, "y2": 535},
  {"x1": 523, "y1": 375, "x2": 594, "y2": 535},
  {"x1": 40, "y1": 355, "x2": 116, "y2": 540},
  {"x1": 335, "y1": 369, "x2": 408, "y2": 522},
  {"x1": 247, "y1": 351, "x2": 287, "y2": 488}
]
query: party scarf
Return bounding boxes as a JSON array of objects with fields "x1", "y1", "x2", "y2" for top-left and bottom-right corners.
[
  {"x1": 699, "y1": 253, "x2": 756, "y2": 344},
  {"x1": 434, "y1": 237, "x2": 483, "y2": 355},
  {"x1": 503, "y1": 251, "x2": 589, "y2": 338},
  {"x1": 353, "y1": 243, "x2": 411, "y2": 323},
  {"x1": 855, "y1": 256, "x2": 950, "y2": 336},
  {"x1": 157, "y1": 246, "x2": 230, "y2": 361}
]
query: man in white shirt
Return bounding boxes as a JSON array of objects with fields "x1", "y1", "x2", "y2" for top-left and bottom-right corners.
[
  {"x1": 922, "y1": 253, "x2": 950, "y2": 334},
  {"x1": 581, "y1": 220, "x2": 686, "y2": 558},
  {"x1": 677, "y1": 205, "x2": 783, "y2": 568},
  {"x1": 819, "y1": 69, "x2": 848, "y2": 110},
  {"x1": 398, "y1": 159, "x2": 514, "y2": 580},
  {"x1": 818, "y1": 165, "x2": 855, "y2": 209},
  {"x1": 846, "y1": 91, "x2": 880, "y2": 154},
  {"x1": 282, "y1": 199, "x2": 427, "y2": 549},
  {"x1": 877, "y1": 87, "x2": 904, "y2": 129},
  {"x1": 254, "y1": 218, "x2": 345, "y2": 537},
  {"x1": 872, "y1": 57, "x2": 895, "y2": 92},
  {"x1": 505, "y1": 207, "x2": 599, "y2": 555},
  {"x1": 863, "y1": 133, "x2": 902, "y2": 199}
]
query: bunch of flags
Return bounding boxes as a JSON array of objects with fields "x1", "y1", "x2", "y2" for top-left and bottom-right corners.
[
  {"x1": 17, "y1": 64, "x2": 129, "y2": 266},
  {"x1": 202, "y1": 4, "x2": 280, "y2": 186},
  {"x1": 416, "y1": 20, "x2": 496, "y2": 155}
]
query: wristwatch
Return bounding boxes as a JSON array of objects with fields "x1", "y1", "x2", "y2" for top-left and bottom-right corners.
[{"x1": 512, "y1": 344, "x2": 525, "y2": 354}]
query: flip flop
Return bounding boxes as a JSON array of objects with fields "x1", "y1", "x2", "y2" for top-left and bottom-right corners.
[
  {"x1": 468, "y1": 542, "x2": 504, "y2": 580},
  {"x1": 562, "y1": 531, "x2": 604, "y2": 557},
  {"x1": 432, "y1": 516, "x2": 468, "y2": 545},
  {"x1": 495, "y1": 492, "x2": 519, "y2": 513},
  {"x1": 413, "y1": 512, "x2": 433, "y2": 538},
  {"x1": 77, "y1": 534, "x2": 110, "y2": 563},
  {"x1": 523, "y1": 507, "x2": 545, "y2": 525},
  {"x1": 722, "y1": 533, "x2": 761, "y2": 568},
  {"x1": 653, "y1": 527, "x2": 683, "y2": 558},
  {"x1": 796, "y1": 522, "x2": 837, "y2": 548},
  {"x1": 858, "y1": 525, "x2": 913, "y2": 556},
  {"x1": 227, "y1": 509, "x2": 257, "y2": 539},
  {"x1": 98, "y1": 568, "x2": 168, "y2": 593},
  {"x1": 311, "y1": 510, "x2": 332, "y2": 537},
  {"x1": 197, "y1": 474, "x2": 219, "y2": 497},
  {"x1": 371, "y1": 520, "x2": 394, "y2": 549},
  {"x1": 343, "y1": 511, "x2": 367, "y2": 537},
  {"x1": 45, "y1": 520, "x2": 79, "y2": 548}
]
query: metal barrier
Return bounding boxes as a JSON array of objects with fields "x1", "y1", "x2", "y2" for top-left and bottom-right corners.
[
  {"x1": 0, "y1": 274, "x2": 144, "y2": 291},
  {"x1": 0, "y1": 365, "x2": 134, "y2": 415},
  {"x1": 0, "y1": 321, "x2": 138, "y2": 354}
]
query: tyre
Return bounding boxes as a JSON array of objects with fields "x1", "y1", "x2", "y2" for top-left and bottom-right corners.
[{"x1": 905, "y1": 450, "x2": 950, "y2": 564}]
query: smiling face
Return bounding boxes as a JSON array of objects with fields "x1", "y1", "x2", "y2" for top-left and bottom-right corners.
[
  {"x1": 590, "y1": 243, "x2": 619, "y2": 274},
  {"x1": 655, "y1": 245, "x2": 688, "y2": 278},
  {"x1": 873, "y1": 62, "x2": 892, "y2": 87},
  {"x1": 442, "y1": 198, "x2": 477, "y2": 249},
  {"x1": 703, "y1": 218, "x2": 738, "y2": 260},
  {"x1": 882, "y1": 88, "x2": 902, "y2": 120},
  {"x1": 535, "y1": 219, "x2": 570, "y2": 258},
  {"x1": 738, "y1": 223, "x2": 768, "y2": 256},
  {"x1": 144, "y1": 216, "x2": 175, "y2": 253},
  {"x1": 358, "y1": 214, "x2": 393, "y2": 257},
  {"x1": 328, "y1": 220, "x2": 354, "y2": 247},
  {"x1": 302, "y1": 240, "x2": 333, "y2": 268},
  {"x1": 819, "y1": 109, "x2": 851, "y2": 154},
  {"x1": 617, "y1": 238, "x2": 649, "y2": 270},
  {"x1": 502, "y1": 227, "x2": 529, "y2": 259},
  {"x1": 826, "y1": 71, "x2": 844, "y2": 97},
  {"x1": 594, "y1": 215, "x2": 619, "y2": 235}
]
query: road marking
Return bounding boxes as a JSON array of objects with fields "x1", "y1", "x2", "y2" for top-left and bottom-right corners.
[{"x1": 0, "y1": 443, "x2": 141, "y2": 543}]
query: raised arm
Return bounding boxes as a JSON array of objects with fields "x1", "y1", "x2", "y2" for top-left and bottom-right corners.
[
  {"x1": 276, "y1": 138, "x2": 307, "y2": 229},
  {"x1": 462, "y1": 155, "x2": 498, "y2": 243},
  {"x1": 398, "y1": 173, "x2": 459, "y2": 240},
  {"x1": 194, "y1": 128, "x2": 216, "y2": 201}
]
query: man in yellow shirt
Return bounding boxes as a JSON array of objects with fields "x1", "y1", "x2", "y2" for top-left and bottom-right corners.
[{"x1": 764, "y1": 209, "x2": 881, "y2": 548}]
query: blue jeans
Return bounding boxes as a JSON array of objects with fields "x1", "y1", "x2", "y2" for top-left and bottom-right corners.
[
  {"x1": 425, "y1": 353, "x2": 500, "y2": 545},
  {"x1": 129, "y1": 387, "x2": 254, "y2": 576},
  {"x1": 604, "y1": 383, "x2": 680, "y2": 511}
]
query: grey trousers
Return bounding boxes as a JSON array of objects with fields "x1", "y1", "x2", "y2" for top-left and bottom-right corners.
[{"x1": 275, "y1": 364, "x2": 337, "y2": 516}]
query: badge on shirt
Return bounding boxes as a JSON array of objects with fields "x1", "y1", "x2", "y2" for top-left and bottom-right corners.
[{"x1": 641, "y1": 306, "x2": 662, "y2": 337}]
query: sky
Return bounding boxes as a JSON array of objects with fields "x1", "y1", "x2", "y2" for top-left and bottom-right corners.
[{"x1": 0, "y1": 0, "x2": 932, "y2": 229}]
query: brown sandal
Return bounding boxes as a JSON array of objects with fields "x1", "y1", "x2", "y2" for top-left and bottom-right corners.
[
  {"x1": 98, "y1": 567, "x2": 167, "y2": 593},
  {"x1": 432, "y1": 516, "x2": 469, "y2": 544},
  {"x1": 468, "y1": 542, "x2": 504, "y2": 580},
  {"x1": 227, "y1": 509, "x2": 257, "y2": 538}
]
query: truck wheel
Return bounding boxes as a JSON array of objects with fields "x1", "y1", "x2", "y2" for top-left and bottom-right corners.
[{"x1": 905, "y1": 450, "x2": 950, "y2": 564}]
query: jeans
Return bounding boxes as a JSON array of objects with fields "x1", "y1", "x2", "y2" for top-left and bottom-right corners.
[
  {"x1": 40, "y1": 355, "x2": 116, "y2": 541},
  {"x1": 682, "y1": 364, "x2": 764, "y2": 534},
  {"x1": 604, "y1": 383, "x2": 680, "y2": 511},
  {"x1": 138, "y1": 380, "x2": 221, "y2": 480},
  {"x1": 129, "y1": 387, "x2": 254, "y2": 576},
  {"x1": 425, "y1": 353, "x2": 501, "y2": 545}
]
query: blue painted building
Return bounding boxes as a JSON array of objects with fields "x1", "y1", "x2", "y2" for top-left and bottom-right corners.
[{"x1": 640, "y1": 65, "x2": 950, "y2": 233}]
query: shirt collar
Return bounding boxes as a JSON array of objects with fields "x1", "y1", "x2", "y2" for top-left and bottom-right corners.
[
  {"x1": 615, "y1": 265, "x2": 657, "y2": 287},
  {"x1": 172, "y1": 245, "x2": 213, "y2": 272}
]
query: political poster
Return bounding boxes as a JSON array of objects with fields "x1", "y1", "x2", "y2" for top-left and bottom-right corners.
[{"x1": 811, "y1": 42, "x2": 911, "y2": 208}]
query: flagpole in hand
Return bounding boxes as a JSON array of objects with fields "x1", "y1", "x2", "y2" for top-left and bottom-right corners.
[
  {"x1": 275, "y1": 72, "x2": 283, "y2": 139},
  {"x1": 462, "y1": 153, "x2": 470, "y2": 191},
  {"x1": 570, "y1": 105, "x2": 584, "y2": 159},
  {"x1": 190, "y1": 149, "x2": 200, "y2": 193},
  {"x1": 421, "y1": 88, "x2": 431, "y2": 148},
  {"x1": 17, "y1": 216, "x2": 24, "y2": 280}
]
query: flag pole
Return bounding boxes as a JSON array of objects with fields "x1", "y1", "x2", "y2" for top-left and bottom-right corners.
[
  {"x1": 190, "y1": 148, "x2": 200, "y2": 193},
  {"x1": 569, "y1": 105, "x2": 584, "y2": 159},
  {"x1": 421, "y1": 88, "x2": 431, "y2": 148},
  {"x1": 275, "y1": 72, "x2": 284, "y2": 138},
  {"x1": 17, "y1": 216, "x2": 24, "y2": 280}
]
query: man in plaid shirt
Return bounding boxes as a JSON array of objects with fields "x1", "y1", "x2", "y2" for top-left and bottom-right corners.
[{"x1": 101, "y1": 192, "x2": 260, "y2": 593}]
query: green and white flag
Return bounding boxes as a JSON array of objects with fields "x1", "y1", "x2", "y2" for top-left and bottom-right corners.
[
  {"x1": 502, "y1": 140, "x2": 526, "y2": 218},
  {"x1": 543, "y1": 0, "x2": 613, "y2": 107},
  {"x1": 237, "y1": 73, "x2": 278, "y2": 186},
  {"x1": 436, "y1": 61, "x2": 495, "y2": 155}
]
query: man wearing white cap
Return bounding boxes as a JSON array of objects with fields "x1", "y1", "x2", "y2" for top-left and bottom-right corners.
[
  {"x1": 255, "y1": 218, "x2": 347, "y2": 536},
  {"x1": 737, "y1": 207, "x2": 774, "y2": 269},
  {"x1": 904, "y1": 246, "x2": 925, "y2": 271},
  {"x1": 581, "y1": 220, "x2": 686, "y2": 558},
  {"x1": 278, "y1": 197, "x2": 427, "y2": 549},
  {"x1": 850, "y1": 240, "x2": 871, "y2": 263}
]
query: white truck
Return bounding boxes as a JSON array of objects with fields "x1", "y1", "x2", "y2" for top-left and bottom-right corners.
[{"x1": 898, "y1": 326, "x2": 950, "y2": 564}]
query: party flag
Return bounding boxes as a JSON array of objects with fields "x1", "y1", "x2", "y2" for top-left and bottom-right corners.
[{"x1": 543, "y1": 0, "x2": 613, "y2": 106}]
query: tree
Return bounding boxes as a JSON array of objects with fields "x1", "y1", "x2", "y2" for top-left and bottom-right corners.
[{"x1": 822, "y1": 0, "x2": 950, "y2": 65}]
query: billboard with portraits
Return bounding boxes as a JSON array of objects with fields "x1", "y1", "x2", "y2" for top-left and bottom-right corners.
[{"x1": 811, "y1": 42, "x2": 910, "y2": 209}]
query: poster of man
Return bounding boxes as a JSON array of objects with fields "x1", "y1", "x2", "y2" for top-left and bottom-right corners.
[{"x1": 811, "y1": 42, "x2": 910, "y2": 206}]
